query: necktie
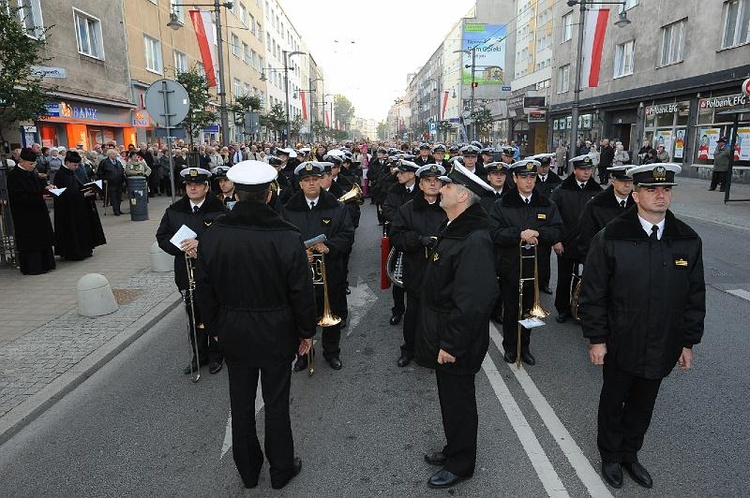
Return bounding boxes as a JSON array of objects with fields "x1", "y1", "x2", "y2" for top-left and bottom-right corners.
[
  {"x1": 309, "y1": 201, "x2": 315, "y2": 210},
  {"x1": 650, "y1": 225, "x2": 659, "y2": 241},
  {"x1": 620, "y1": 200, "x2": 626, "y2": 208},
  {"x1": 525, "y1": 197, "x2": 530, "y2": 205},
  {"x1": 580, "y1": 182, "x2": 585, "y2": 189},
  {"x1": 540, "y1": 176, "x2": 546, "y2": 182},
  {"x1": 193, "y1": 205, "x2": 199, "y2": 213}
]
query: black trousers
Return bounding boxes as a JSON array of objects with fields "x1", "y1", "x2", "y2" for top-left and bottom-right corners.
[
  {"x1": 554, "y1": 256, "x2": 578, "y2": 315},
  {"x1": 436, "y1": 370, "x2": 477, "y2": 477},
  {"x1": 401, "y1": 292, "x2": 420, "y2": 356},
  {"x1": 227, "y1": 362, "x2": 296, "y2": 488},
  {"x1": 537, "y1": 244, "x2": 552, "y2": 288},
  {"x1": 107, "y1": 186, "x2": 122, "y2": 214},
  {"x1": 391, "y1": 285, "x2": 405, "y2": 316},
  {"x1": 501, "y1": 276, "x2": 534, "y2": 355},
  {"x1": 598, "y1": 355, "x2": 662, "y2": 463},
  {"x1": 184, "y1": 296, "x2": 222, "y2": 363},
  {"x1": 709, "y1": 171, "x2": 727, "y2": 191}
]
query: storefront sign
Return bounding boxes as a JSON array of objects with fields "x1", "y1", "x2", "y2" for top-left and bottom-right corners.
[
  {"x1": 528, "y1": 110, "x2": 547, "y2": 123},
  {"x1": 72, "y1": 105, "x2": 99, "y2": 120},
  {"x1": 523, "y1": 96, "x2": 546, "y2": 109},
  {"x1": 22, "y1": 125, "x2": 37, "y2": 133},
  {"x1": 44, "y1": 101, "x2": 99, "y2": 120},
  {"x1": 645, "y1": 103, "x2": 678, "y2": 116},
  {"x1": 507, "y1": 95, "x2": 525, "y2": 110},
  {"x1": 133, "y1": 110, "x2": 150, "y2": 128},
  {"x1": 31, "y1": 66, "x2": 67, "y2": 79},
  {"x1": 699, "y1": 94, "x2": 747, "y2": 110}
]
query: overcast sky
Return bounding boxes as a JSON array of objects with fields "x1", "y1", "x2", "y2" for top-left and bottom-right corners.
[{"x1": 281, "y1": 0, "x2": 476, "y2": 123}]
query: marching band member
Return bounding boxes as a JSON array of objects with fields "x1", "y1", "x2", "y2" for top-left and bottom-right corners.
[
  {"x1": 534, "y1": 155, "x2": 562, "y2": 295},
  {"x1": 489, "y1": 160, "x2": 562, "y2": 365},
  {"x1": 212, "y1": 165, "x2": 240, "y2": 208},
  {"x1": 155, "y1": 167, "x2": 228, "y2": 375}
]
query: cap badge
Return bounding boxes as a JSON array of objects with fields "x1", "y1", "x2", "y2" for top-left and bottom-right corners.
[
  {"x1": 583, "y1": 156, "x2": 591, "y2": 163},
  {"x1": 305, "y1": 164, "x2": 313, "y2": 171},
  {"x1": 189, "y1": 169, "x2": 198, "y2": 177},
  {"x1": 526, "y1": 163, "x2": 534, "y2": 170},
  {"x1": 430, "y1": 165, "x2": 437, "y2": 172},
  {"x1": 653, "y1": 166, "x2": 667, "y2": 181}
]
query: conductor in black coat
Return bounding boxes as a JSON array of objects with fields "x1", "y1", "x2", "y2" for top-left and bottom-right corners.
[
  {"x1": 156, "y1": 167, "x2": 228, "y2": 374},
  {"x1": 196, "y1": 161, "x2": 316, "y2": 491},
  {"x1": 6, "y1": 148, "x2": 56, "y2": 274},
  {"x1": 549, "y1": 154, "x2": 602, "y2": 323},
  {"x1": 415, "y1": 163, "x2": 498, "y2": 489},
  {"x1": 489, "y1": 160, "x2": 562, "y2": 365},
  {"x1": 579, "y1": 164, "x2": 705, "y2": 489},
  {"x1": 389, "y1": 164, "x2": 447, "y2": 367},
  {"x1": 282, "y1": 162, "x2": 355, "y2": 371},
  {"x1": 53, "y1": 151, "x2": 106, "y2": 260}
]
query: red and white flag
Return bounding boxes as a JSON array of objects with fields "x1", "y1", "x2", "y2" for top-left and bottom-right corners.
[
  {"x1": 189, "y1": 10, "x2": 218, "y2": 87},
  {"x1": 300, "y1": 91, "x2": 308, "y2": 120},
  {"x1": 325, "y1": 109, "x2": 330, "y2": 127},
  {"x1": 581, "y1": 8, "x2": 610, "y2": 88},
  {"x1": 442, "y1": 91, "x2": 449, "y2": 119}
]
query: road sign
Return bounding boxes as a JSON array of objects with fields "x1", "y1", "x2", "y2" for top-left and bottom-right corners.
[
  {"x1": 429, "y1": 122, "x2": 437, "y2": 133},
  {"x1": 742, "y1": 78, "x2": 750, "y2": 97},
  {"x1": 144, "y1": 79, "x2": 190, "y2": 128}
]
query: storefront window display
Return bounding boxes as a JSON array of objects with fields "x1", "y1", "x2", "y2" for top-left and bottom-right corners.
[
  {"x1": 694, "y1": 93, "x2": 749, "y2": 163},
  {"x1": 643, "y1": 101, "x2": 689, "y2": 163}
]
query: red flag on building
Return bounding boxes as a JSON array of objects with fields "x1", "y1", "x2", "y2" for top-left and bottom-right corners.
[
  {"x1": 581, "y1": 8, "x2": 610, "y2": 88},
  {"x1": 189, "y1": 10, "x2": 217, "y2": 87},
  {"x1": 300, "y1": 91, "x2": 308, "y2": 120}
]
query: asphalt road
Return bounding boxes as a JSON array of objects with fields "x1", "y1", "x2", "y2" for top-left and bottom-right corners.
[{"x1": 0, "y1": 202, "x2": 748, "y2": 497}]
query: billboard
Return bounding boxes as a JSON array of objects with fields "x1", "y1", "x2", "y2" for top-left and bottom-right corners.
[{"x1": 462, "y1": 23, "x2": 506, "y2": 86}]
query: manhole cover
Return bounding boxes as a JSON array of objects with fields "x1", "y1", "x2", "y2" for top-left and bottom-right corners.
[{"x1": 112, "y1": 288, "x2": 144, "y2": 305}]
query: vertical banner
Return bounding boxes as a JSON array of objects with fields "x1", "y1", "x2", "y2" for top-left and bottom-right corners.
[
  {"x1": 300, "y1": 90, "x2": 308, "y2": 120},
  {"x1": 189, "y1": 10, "x2": 217, "y2": 87},
  {"x1": 581, "y1": 9, "x2": 610, "y2": 88},
  {"x1": 442, "y1": 91, "x2": 449, "y2": 119},
  {"x1": 325, "y1": 109, "x2": 330, "y2": 127}
]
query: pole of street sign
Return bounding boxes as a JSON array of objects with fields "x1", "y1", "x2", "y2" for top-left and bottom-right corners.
[{"x1": 160, "y1": 80, "x2": 178, "y2": 204}]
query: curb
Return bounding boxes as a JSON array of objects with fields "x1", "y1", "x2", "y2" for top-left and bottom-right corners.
[{"x1": 0, "y1": 290, "x2": 183, "y2": 445}]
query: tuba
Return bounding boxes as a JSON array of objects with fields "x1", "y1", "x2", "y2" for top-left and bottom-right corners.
[
  {"x1": 338, "y1": 183, "x2": 364, "y2": 205},
  {"x1": 386, "y1": 247, "x2": 404, "y2": 287}
]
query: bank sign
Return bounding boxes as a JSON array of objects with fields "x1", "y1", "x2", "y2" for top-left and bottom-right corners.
[
  {"x1": 44, "y1": 101, "x2": 99, "y2": 120},
  {"x1": 699, "y1": 94, "x2": 747, "y2": 110},
  {"x1": 462, "y1": 23, "x2": 506, "y2": 86}
]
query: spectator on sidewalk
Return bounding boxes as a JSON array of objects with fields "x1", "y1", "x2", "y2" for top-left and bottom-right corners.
[
  {"x1": 598, "y1": 139, "x2": 615, "y2": 185},
  {"x1": 47, "y1": 147, "x2": 63, "y2": 183},
  {"x1": 656, "y1": 145, "x2": 670, "y2": 163},
  {"x1": 613, "y1": 143, "x2": 630, "y2": 166},
  {"x1": 98, "y1": 148, "x2": 126, "y2": 216},
  {"x1": 709, "y1": 136, "x2": 731, "y2": 192},
  {"x1": 6, "y1": 147, "x2": 56, "y2": 275},
  {"x1": 637, "y1": 141, "x2": 654, "y2": 164},
  {"x1": 125, "y1": 151, "x2": 152, "y2": 178}
]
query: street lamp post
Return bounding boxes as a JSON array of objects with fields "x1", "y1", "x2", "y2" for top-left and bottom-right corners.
[
  {"x1": 454, "y1": 46, "x2": 477, "y2": 141},
  {"x1": 168, "y1": 1, "x2": 234, "y2": 145},
  {"x1": 567, "y1": 0, "x2": 631, "y2": 154},
  {"x1": 309, "y1": 77, "x2": 324, "y2": 142},
  {"x1": 283, "y1": 50, "x2": 306, "y2": 146}
]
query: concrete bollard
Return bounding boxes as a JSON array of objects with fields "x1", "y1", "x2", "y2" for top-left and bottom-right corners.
[
  {"x1": 76, "y1": 273, "x2": 118, "y2": 317},
  {"x1": 150, "y1": 241, "x2": 173, "y2": 272}
]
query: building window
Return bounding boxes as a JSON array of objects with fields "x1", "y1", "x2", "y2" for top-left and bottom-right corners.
[
  {"x1": 144, "y1": 35, "x2": 162, "y2": 74},
  {"x1": 562, "y1": 12, "x2": 573, "y2": 42},
  {"x1": 240, "y1": 3, "x2": 249, "y2": 26},
  {"x1": 231, "y1": 33, "x2": 240, "y2": 57},
  {"x1": 242, "y1": 42, "x2": 249, "y2": 63},
  {"x1": 74, "y1": 9, "x2": 104, "y2": 59},
  {"x1": 722, "y1": 0, "x2": 750, "y2": 48},
  {"x1": 16, "y1": 0, "x2": 44, "y2": 39},
  {"x1": 557, "y1": 64, "x2": 570, "y2": 93},
  {"x1": 614, "y1": 40, "x2": 635, "y2": 77},
  {"x1": 250, "y1": 49, "x2": 258, "y2": 69},
  {"x1": 620, "y1": 0, "x2": 639, "y2": 11},
  {"x1": 173, "y1": 50, "x2": 187, "y2": 73},
  {"x1": 250, "y1": 14, "x2": 256, "y2": 35},
  {"x1": 659, "y1": 19, "x2": 686, "y2": 66},
  {"x1": 233, "y1": 78, "x2": 242, "y2": 97}
]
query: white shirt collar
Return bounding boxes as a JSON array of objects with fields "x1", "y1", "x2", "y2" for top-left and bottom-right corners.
[
  {"x1": 190, "y1": 199, "x2": 205, "y2": 210},
  {"x1": 307, "y1": 195, "x2": 319, "y2": 207},
  {"x1": 614, "y1": 193, "x2": 629, "y2": 205},
  {"x1": 520, "y1": 193, "x2": 532, "y2": 203},
  {"x1": 637, "y1": 214, "x2": 665, "y2": 239}
]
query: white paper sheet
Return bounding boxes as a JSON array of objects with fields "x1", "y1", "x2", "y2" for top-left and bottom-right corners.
[
  {"x1": 169, "y1": 224, "x2": 197, "y2": 250},
  {"x1": 518, "y1": 317, "x2": 546, "y2": 329},
  {"x1": 48, "y1": 188, "x2": 67, "y2": 196}
]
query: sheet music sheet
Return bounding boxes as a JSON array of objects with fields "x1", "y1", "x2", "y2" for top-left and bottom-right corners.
[{"x1": 169, "y1": 224, "x2": 197, "y2": 250}]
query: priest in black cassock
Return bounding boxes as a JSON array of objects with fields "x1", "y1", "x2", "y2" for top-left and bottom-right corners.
[
  {"x1": 53, "y1": 150, "x2": 106, "y2": 260},
  {"x1": 6, "y1": 147, "x2": 56, "y2": 275}
]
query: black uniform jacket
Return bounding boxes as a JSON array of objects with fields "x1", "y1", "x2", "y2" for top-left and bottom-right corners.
[
  {"x1": 579, "y1": 208, "x2": 705, "y2": 379},
  {"x1": 414, "y1": 156, "x2": 435, "y2": 166},
  {"x1": 369, "y1": 159, "x2": 392, "y2": 204},
  {"x1": 415, "y1": 203, "x2": 498, "y2": 375},
  {"x1": 549, "y1": 175, "x2": 602, "y2": 259},
  {"x1": 195, "y1": 202, "x2": 317, "y2": 366},
  {"x1": 535, "y1": 171, "x2": 563, "y2": 198},
  {"x1": 575, "y1": 185, "x2": 634, "y2": 258},
  {"x1": 383, "y1": 182, "x2": 417, "y2": 222},
  {"x1": 6, "y1": 166, "x2": 55, "y2": 253},
  {"x1": 489, "y1": 190, "x2": 562, "y2": 279},
  {"x1": 389, "y1": 192, "x2": 447, "y2": 294},
  {"x1": 53, "y1": 166, "x2": 106, "y2": 258},
  {"x1": 281, "y1": 188, "x2": 354, "y2": 292},
  {"x1": 155, "y1": 195, "x2": 228, "y2": 290}
]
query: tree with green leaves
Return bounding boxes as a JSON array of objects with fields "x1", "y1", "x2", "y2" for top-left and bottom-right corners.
[
  {"x1": 260, "y1": 103, "x2": 286, "y2": 141},
  {"x1": 0, "y1": 6, "x2": 55, "y2": 146},
  {"x1": 174, "y1": 65, "x2": 218, "y2": 145},
  {"x1": 229, "y1": 94, "x2": 261, "y2": 125},
  {"x1": 438, "y1": 120, "x2": 452, "y2": 142},
  {"x1": 333, "y1": 95, "x2": 355, "y2": 132},
  {"x1": 472, "y1": 106, "x2": 494, "y2": 143}
]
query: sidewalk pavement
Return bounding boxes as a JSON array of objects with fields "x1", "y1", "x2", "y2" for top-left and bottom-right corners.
[{"x1": 0, "y1": 176, "x2": 748, "y2": 444}]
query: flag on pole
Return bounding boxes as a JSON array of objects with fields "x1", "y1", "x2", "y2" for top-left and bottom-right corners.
[
  {"x1": 325, "y1": 109, "x2": 330, "y2": 127},
  {"x1": 300, "y1": 91, "x2": 308, "y2": 120},
  {"x1": 581, "y1": 8, "x2": 610, "y2": 89},
  {"x1": 442, "y1": 91, "x2": 449, "y2": 119},
  {"x1": 190, "y1": 10, "x2": 218, "y2": 87}
]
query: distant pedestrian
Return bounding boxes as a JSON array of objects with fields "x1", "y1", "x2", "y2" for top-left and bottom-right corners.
[
  {"x1": 98, "y1": 149, "x2": 126, "y2": 215},
  {"x1": 613, "y1": 143, "x2": 629, "y2": 166},
  {"x1": 709, "y1": 136, "x2": 731, "y2": 192},
  {"x1": 655, "y1": 144, "x2": 670, "y2": 163},
  {"x1": 598, "y1": 139, "x2": 614, "y2": 184}
]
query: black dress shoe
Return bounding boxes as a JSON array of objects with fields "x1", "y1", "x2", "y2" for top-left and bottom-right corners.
[
  {"x1": 183, "y1": 358, "x2": 208, "y2": 375},
  {"x1": 397, "y1": 354, "x2": 412, "y2": 368},
  {"x1": 424, "y1": 452, "x2": 447, "y2": 466},
  {"x1": 555, "y1": 313, "x2": 569, "y2": 324},
  {"x1": 541, "y1": 285, "x2": 553, "y2": 295},
  {"x1": 427, "y1": 468, "x2": 469, "y2": 489},
  {"x1": 623, "y1": 461, "x2": 653, "y2": 488},
  {"x1": 389, "y1": 313, "x2": 403, "y2": 325},
  {"x1": 346, "y1": 287, "x2": 351, "y2": 295},
  {"x1": 601, "y1": 462, "x2": 623, "y2": 488},
  {"x1": 521, "y1": 352, "x2": 536, "y2": 365},
  {"x1": 503, "y1": 351, "x2": 516, "y2": 363},
  {"x1": 339, "y1": 317, "x2": 348, "y2": 329},
  {"x1": 293, "y1": 354, "x2": 308, "y2": 372},
  {"x1": 209, "y1": 360, "x2": 223, "y2": 374},
  {"x1": 271, "y1": 457, "x2": 302, "y2": 489},
  {"x1": 327, "y1": 357, "x2": 342, "y2": 370}
]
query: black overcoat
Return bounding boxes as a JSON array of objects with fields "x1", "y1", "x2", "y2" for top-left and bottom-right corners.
[
  {"x1": 6, "y1": 166, "x2": 54, "y2": 253},
  {"x1": 549, "y1": 175, "x2": 602, "y2": 259},
  {"x1": 195, "y1": 202, "x2": 317, "y2": 366},
  {"x1": 415, "y1": 203, "x2": 498, "y2": 375},
  {"x1": 579, "y1": 209, "x2": 705, "y2": 379},
  {"x1": 575, "y1": 185, "x2": 634, "y2": 258},
  {"x1": 328, "y1": 179, "x2": 361, "y2": 228},
  {"x1": 155, "y1": 195, "x2": 228, "y2": 290},
  {"x1": 389, "y1": 192, "x2": 447, "y2": 294},
  {"x1": 53, "y1": 166, "x2": 106, "y2": 259},
  {"x1": 535, "y1": 171, "x2": 563, "y2": 198},
  {"x1": 382, "y1": 182, "x2": 417, "y2": 222}
]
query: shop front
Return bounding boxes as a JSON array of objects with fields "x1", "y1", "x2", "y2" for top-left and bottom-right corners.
[
  {"x1": 642, "y1": 101, "x2": 690, "y2": 164},
  {"x1": 550, "y1": 112, "x2": 596, "y2": 148}
]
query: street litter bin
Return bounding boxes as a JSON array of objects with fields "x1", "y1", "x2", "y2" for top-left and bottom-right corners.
[{"x1": 127, "y1": 176, "x2": 149, "y2": 221}]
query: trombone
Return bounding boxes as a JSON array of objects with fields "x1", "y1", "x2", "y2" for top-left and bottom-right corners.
[
  {"x1": 338, "y1": 183, "x2": 364, "y2": 205},
  {"x1": 516, "y1": 242, "x2": 550, "y2": 368},
  {"x1": 184, "y1": 253, "x2": 202, "y2": 383}
]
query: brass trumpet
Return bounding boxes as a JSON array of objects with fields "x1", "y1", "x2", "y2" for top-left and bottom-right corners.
[
  {"x1": 516, "y1": 242, "x2": 550, "y2": 368},
  {"x1": 338, "y1": 183, "x2": 364, "y2": 205}
]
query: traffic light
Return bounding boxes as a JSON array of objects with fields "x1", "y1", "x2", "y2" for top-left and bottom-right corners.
[{"x1": 471, "y1": 81, "x2": 478, "y2": 88}]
